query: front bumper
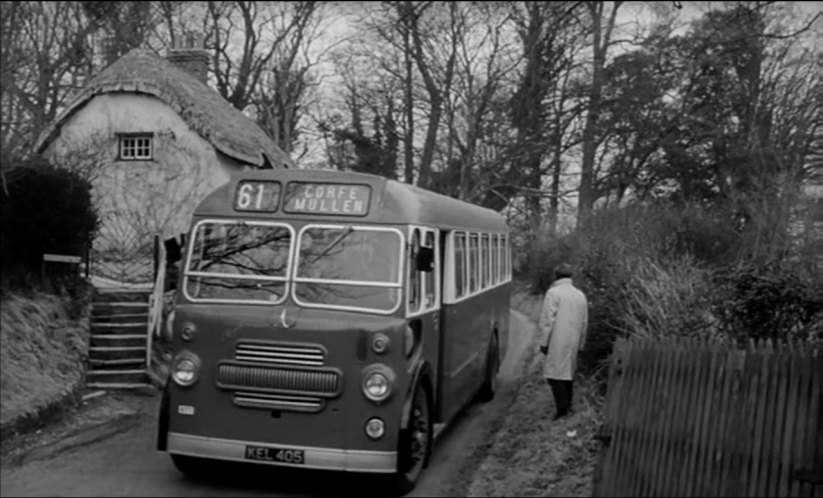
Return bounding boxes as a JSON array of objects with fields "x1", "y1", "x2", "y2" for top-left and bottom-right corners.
[{"x1": 167, "y1": 432, "x2": 397, "y2": 473}]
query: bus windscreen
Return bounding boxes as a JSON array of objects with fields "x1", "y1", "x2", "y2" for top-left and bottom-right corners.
[
  {"x1": 294, "y1": 226, "x2": 402, "y2": 313},
  {"x1": 185, "y1": 221, "x2": 292, "y2": 303}
]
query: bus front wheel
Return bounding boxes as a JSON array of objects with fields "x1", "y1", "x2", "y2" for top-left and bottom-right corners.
[
  {"x1": 396, "y1": 382, "x2": 432, "y2": 494},
  {"x1": 476, "y1": 332, "x2": 499, "y2": 402},
  {"x1": 171, "y1": 454, "x2": 211, "y2": 480}
]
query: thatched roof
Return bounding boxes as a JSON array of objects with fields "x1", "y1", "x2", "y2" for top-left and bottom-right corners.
[{"x1": 35, "y1": 48, "x2": 292, "y2": 169}]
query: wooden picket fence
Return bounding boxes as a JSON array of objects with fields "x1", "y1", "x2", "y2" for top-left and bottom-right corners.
[{"x1": 593, "y1": 337, "x2": 821, "y2": 497}]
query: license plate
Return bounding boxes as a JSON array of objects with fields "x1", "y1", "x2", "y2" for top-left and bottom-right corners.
[{"x1": 245, "y1": 445, "x2": 305, "y2": 465}]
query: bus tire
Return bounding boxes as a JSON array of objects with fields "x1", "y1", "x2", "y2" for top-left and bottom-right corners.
[
  {"x1": 156, "y1": 381, "x2": 170, "y2": 451},
  {"x1": 396, "y1": 381, "x2": 432, "y2": 495},
  {"x1": 476, "y1": 332, "x2": 499, "y2": 402},
  {"x1": 171, "y1": 454, "x2": 210, "y2": 480}
]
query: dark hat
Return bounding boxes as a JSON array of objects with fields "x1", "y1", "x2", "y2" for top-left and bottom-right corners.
[{"x1": 554, "y1": 263, "x2": 574, "y2": 279}]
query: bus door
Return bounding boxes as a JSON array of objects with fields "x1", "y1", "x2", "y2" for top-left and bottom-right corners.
[{"x1": 406, "y1": 226, "x2": 441, "y2": 417}]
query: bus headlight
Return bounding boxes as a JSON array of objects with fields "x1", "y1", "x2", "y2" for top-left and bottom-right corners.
[
  {"x1": 371, "y1": 333, "x2": 390, "y2": 354},
  {"x1": 171, "y1": 351, "x2": 201, "y2": 387},
  {"x1": 361, "y1": 365, "x2": 395, "y2": 403},
  {"x1": 365, "y1": 417, "x2": 385, "y2": 440}
]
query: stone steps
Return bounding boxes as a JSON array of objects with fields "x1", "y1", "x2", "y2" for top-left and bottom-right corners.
[
  {"x1": 87, "y1": 288, "x2": 153, "y2": 389},
  {"x1": 89, "y1": 334, "x2": 146, "y2": 348},
  {"x1": 86, "y1": 368, "x2": 150, "y2": 386}
]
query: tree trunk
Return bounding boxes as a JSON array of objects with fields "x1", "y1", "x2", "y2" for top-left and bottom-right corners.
[
  {"x1": 409, "y1": 2, "x2": 456, "y2": 189},
  {"x1": 402, "y1": 5, "x2": 414, "y2": 184},
  {"x1": 578, "y1": 1, "x2": 621, "y2": 229}
]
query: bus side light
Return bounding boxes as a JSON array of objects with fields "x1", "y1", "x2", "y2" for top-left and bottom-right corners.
[
  {"x1": 371, "y1": 333, "x2": 390, "y2": 355},
  {"x1": 365, "y1": 417, "x2": 385, "y2": 440},
  {"x1": 180, "y1": 322, "x2": 196, "y2": 342}
]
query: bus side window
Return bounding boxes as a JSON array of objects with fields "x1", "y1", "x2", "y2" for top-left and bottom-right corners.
[
  {"x1": 503, "y1": 234, "x2": 510, "y2": 280},
  {"x1": 498, "y1": 234, "x2": 503, "y2": 282},
  {"x1": 424, "y1": 231, "x2": 436, "y2": 307},
  {"x1": 469, "y1": 233, "x2": 478, "y2": 294},
  {"x1": 455, "y1": 232, "x2": 466, "y2": 298},
  {"x1": 501, "y1": 234, "x2": 506, "y2": 281},
  {"x1": 408, "y1": 229, "x2": 421, "y2": 312},
  {"x1": 491, "y1": 234, "x2": 498, "y2": 285},
  {"x1": 481, "y1": 233, "x2": 489, "y2": 289}
]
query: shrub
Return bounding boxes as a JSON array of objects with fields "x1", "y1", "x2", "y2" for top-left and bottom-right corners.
[
  {"x1": 619, "y1": 255, "x2": 723, "y2": 342},
  {"x1": 521, "y1": 209, "x2": 645, "y2": 381},
  {"x1": 712, "y1": 263, "x2": 822, "y2": 344},
  {"x1": 0, "y1": 156, "x2": 98, "y2": 281},
  {"x1": 521, "y1": 202, "x2": 749, "y2": 384},
  {"x1": 0, "y1": 289, "x2": 89, "y2": 429},
  {"x1": 522, "y1": 197, "x2": 823, "y2": 399}
]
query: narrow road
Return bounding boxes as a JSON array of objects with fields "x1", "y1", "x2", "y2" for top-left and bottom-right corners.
[{"x1": 0, "y1": 310, "x2": 536, "y2": 497}]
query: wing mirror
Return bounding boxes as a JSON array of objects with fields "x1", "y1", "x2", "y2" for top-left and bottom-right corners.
[{"x1": 416, "y1": 247, "x2": 434, "y2": 272}]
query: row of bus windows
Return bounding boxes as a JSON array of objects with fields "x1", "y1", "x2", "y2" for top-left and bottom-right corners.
[{"x1": 454, "y1": 231, "x2": 510, "y2": 300}]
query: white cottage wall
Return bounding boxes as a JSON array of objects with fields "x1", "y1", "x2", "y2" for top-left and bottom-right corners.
[{"x1": 43, "y1": 94, "x2": 240, "y2": 249}]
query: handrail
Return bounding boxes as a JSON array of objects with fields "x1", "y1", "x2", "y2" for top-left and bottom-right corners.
[{"x1": 146, "y1": 240, "x2": 167, "y2": 368}]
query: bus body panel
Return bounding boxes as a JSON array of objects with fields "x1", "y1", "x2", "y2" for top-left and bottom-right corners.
[
  {"x1": 436, "y1": 284, "x2": 510, "y2": 424},
  {"x1": 406, "y1": 308, "x2": 441, "y2": 419},
  {"x1": 165, "y1": 304, "x2": 409, "y2": 455}
]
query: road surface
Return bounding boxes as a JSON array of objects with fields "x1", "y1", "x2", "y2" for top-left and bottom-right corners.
[{"x1": 0, "y1": 310, "x2": 536, "y2": 497}]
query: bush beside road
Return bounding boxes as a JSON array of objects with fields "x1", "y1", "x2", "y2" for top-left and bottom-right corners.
[{"x1": 0, "y1": 284, "x2": 91, "y2": 440}]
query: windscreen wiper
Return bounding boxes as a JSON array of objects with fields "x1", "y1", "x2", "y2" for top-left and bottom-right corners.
[{"x1": 307, "y1": 225, "x2": 354, "y2": 265}]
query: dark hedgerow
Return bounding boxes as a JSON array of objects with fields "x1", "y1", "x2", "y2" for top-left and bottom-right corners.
[
  {"x1": 0, "y1": 156, "x2": 99, "y2": 283},
  {"x1": 712, "y1": 264, "x2": 823, "y2": 344}
]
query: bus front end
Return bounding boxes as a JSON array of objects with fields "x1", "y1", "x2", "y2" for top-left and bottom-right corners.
[{"x1": 157, "y1": 218, "x2": 419, "y2": 477}]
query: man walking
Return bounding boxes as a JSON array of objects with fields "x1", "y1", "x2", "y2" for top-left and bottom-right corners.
[{"x1": 539, "y1": 263, "x2": 589, "y2": 420}]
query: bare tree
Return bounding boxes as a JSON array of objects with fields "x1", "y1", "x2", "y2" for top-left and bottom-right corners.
[
  {"x1": 507, "y1": 1, "x2": 585, "y2": 233},
  {"x1": 446, "y1": 3, "x2": 519, "y2": 201},
  {"x1": 203, "y1": 1, "x2": 319, "y2": 115},
  {"x1": 577, "y1": 0, "x2": 623, "y2": 228},
  {"x1": 0, "y1": 2, "x2": 100, "y2": 160},
  {"x1": 318, "y1": 34, "x2": 402, "y2": 178},
  {"x1": 401, "y1": 2, "x2": 415, "y2": 184},
  {"x1": 82, "y1": 1, "x2": 157, "y2": 65},
  {"x1": 403, "y1": 1, "x2": 458, "y2": 189},
  {"x1": 0, "y1": 1, "x2": 163, "y2": 171},
  {"x1": 253, "y1": 1, "x2": 332, "y2": 158}
]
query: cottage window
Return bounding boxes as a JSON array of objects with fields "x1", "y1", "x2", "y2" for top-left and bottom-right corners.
[{"x1": 118, "y1": 134, "x2": 153, "y2": 160}]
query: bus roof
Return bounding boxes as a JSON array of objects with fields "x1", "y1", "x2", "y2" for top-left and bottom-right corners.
[{"x1": 193, "y1": 169, "x2": 509, "y2": 232}]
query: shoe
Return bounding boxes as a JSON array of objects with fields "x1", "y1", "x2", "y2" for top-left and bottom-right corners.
[{"x1": 552, "y1": 412, "x2": 568, "y2": 421}]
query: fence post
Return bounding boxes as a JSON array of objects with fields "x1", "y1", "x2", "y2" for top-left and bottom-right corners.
[
  {"x1": 152, "y1": 235, "x2": 159, "y2": 282},
  {"x1": 147, "y1": 238, "x2": 166, "y2": 369}
]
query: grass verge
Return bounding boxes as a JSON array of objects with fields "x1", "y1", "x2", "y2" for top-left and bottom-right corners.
[
  {"x1": 465, "y1": 284, "x2": 605, "y2": 497},
  {"x1": 0, "y1": 286, "x2": 91, "y2": 437}
]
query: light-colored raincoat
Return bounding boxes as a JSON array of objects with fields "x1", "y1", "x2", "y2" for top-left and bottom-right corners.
[{"x1": 539, "y1": 278, "x2": 589, "y2": 380}]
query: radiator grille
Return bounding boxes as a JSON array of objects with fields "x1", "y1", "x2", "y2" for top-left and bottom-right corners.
[
  {"x1": 217, "y1": 363, "x2": 340, "y2": 397},
  {"x1": 235, "y1": 342, "x2": 324, "y2": 366},
  {"x1": 233, "y1": 391, "x2": 324, "y2": 413}
]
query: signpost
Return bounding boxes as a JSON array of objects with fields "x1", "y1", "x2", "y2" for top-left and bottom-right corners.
[
  {"x1": 43, "y1": 254, "x2": 82, "y2": 264},
  {"x1": 42, "y1": 253, "x2": 83, "y2": 280}
]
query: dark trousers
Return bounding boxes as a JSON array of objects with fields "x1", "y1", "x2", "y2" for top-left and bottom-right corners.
[{"x1": 547, "y1": 379, "x2": 574, "y2": 416}]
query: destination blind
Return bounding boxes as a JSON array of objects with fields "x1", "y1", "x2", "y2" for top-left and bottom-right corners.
[{"x1": 283, "y1": 183, "x2": 371, "y2": 216}]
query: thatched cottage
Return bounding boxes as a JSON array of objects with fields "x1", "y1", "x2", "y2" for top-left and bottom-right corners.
[{"x1": 34, "y1": 41, "x2": 291, "y2": 283}]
